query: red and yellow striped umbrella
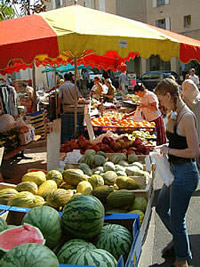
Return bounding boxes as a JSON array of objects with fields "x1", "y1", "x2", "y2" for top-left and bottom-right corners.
[{"x1": 1, "y1": 4, "x2": 200, "y2": 73}]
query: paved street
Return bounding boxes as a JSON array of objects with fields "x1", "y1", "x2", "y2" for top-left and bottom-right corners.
[{"x1": 139, "y1": 176, "x2": 200, "y2": 267}]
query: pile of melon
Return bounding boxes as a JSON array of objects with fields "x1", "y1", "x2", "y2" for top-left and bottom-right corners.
[
  {"x1": 0, "y1": 149, "x2": 150, "y2": 226},
  {"x1": 0, "y1": 195, "x2": 136, "y2": 267}
]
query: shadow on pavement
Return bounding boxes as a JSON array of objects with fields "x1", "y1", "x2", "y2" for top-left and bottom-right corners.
[
  {"x1": 189, "y1": 234, "x2": 200, "y2": 267},
  {"x1": 192, "y1": 189, "x2": 200, "y2": 197}
]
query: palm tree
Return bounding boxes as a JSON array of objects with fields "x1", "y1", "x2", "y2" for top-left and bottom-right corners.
[
  {"x1": 0, "y1": 0, "x2": 49, "y2": 20},
  {"x1": 0, "y1": 1, "x2": 15, "y2": 20}
]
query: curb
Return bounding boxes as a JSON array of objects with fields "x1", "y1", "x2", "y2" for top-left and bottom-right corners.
[{"x1": 138, "y1": 207, "x2": 156, "y2": 266}]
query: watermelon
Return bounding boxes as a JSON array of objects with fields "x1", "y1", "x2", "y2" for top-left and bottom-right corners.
[
  {"x1": 0, "y1": 243, "x2": 59, "y2": 267},
  {"x1": 57, "y1": 239, "x2": 96, "y2": 263},
  {"x1": 95, "y1": 223, "x2": 132, "y2": 260},
  {"x1": 65, "y1": 248, "x2": 117, "y2": 267},
  {"x1": 62, "y1": 195, "x2": 105, "y2": 240},
  {"x1": 22, "y1": 206, "x2": 62, "y2": 249},
  {"x1": 0, "y1": 224, "x2": 45, "y2": 253},
  {"x1": 0, "y1": 217, "x2": 7, "y2": 232}
]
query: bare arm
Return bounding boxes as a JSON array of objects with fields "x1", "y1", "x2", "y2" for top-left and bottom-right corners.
[
  {"x1": 139, "y1": 101, "x2": 158, "y2": 111},
  {"x1": 159, "y1": 113, "x2": 200, "y2": 158}
]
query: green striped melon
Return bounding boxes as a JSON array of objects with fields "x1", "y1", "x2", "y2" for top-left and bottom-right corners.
[
  {"x1": 65, "y1": 248, "x2": 117, "y2": 267},
  {"x1": 62, "y1": 195, "x2": 104, "y2": 240},
  {"x1": 57, "y1": 239, "x2": 96, "y2": 263},
  {"x1": 0, "y1": 217, "x2": 7, "y2": 232},
  {"x1": 0, "y1": 243, "x2": 59, "y2": 267},
  {"x1": 22, "y1": 206, "x2": 62, "y2": 249},
  {"x1": 46, "y1": 169, "x2": 63, "y2": 186},
  {"x1": 95, "y1": 223, "x2": 132, "y2": 260}
]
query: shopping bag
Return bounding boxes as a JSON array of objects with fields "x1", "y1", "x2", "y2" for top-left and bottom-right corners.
[
  {"x1": 150, "y1": 151, "x2": 174, "y2": 187},
  {"x1": 132, "y1": 106, "x2": 144, "y2": 121}
]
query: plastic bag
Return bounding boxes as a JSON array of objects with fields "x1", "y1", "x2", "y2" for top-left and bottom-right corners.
[
  {"x1": 150, "y1": 151, "x2": 174, "y2": 187},
  {"x1": 0, "y1": 114, "x2": 15, "y2": 132},
  {"x1": 15, "y1": 118, "x2": 26, "y2": 129},
  {"x1": 132, "y1": 107, "x2": 144, "y2": 121}
]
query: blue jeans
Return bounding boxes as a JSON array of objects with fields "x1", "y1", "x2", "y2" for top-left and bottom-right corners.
[
  {"x1": 156, "y1": 161, "x2": 199, "y2": 262},
  {"x1": 61, "y1": 113, "x2": 84, "y2": 144}
]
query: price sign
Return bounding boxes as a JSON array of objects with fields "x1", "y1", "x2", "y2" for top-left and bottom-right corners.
[{"x1": 128, "y1": 73, "x2": 137, "y2": 90}]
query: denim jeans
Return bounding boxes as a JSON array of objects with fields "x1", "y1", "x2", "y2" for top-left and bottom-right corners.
[{"x1": 156, "y1": 161, "x2": 199, "y2": 262}]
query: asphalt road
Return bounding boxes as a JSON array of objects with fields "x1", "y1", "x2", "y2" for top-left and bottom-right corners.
[{"x1": 139, "y1": 176, "x2": 200, "y2": 267}]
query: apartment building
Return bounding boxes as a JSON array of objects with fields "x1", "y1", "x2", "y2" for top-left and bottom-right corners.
[
  {"x1": 146, "y1": 0, "x2": 200, "y2": 77},
  {"x1": 46, "y1": 0, "x2": 116, "y2": 14},
  {"x1": 46, "y1": 0, "x2": 200, "y2": 77}
]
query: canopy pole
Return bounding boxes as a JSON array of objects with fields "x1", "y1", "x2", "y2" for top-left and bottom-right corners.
[
  {"x1": 74, "y1": 57, "x2": 78, "y2": 137},
  {"x1": 32, "y1": 60, "x2": 37, "y2": 112},
  {"x1": 54, "y1": 69, "x2": 57, "y2": 119}
]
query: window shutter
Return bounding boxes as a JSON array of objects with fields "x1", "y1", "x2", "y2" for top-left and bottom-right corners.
[
  {"x1": 52, "y1": 0, "x2": 56, "y2": 9},
  {"x1": 152, "y1": 0, "x2": 157, "y2": 7},
  {"x1": 165, "y1": 17, "x2": 171, "y2": 30},
  {"x1": 84, "y1": 0, "x2": 92, "y2": 8}
]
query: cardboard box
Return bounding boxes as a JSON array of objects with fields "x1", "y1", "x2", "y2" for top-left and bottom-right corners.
[{"x1": 0, "y1": 206, "x2": 141, "y2": 267}]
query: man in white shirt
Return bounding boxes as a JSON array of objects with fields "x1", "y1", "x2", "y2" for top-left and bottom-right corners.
[{"x1": 189, "y1": 68, "x2": 199, "y2": 87}]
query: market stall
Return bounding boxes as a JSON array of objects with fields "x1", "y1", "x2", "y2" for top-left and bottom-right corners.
[{"x1": 1, "y1": 4, "x2": 200, "y2": 266}]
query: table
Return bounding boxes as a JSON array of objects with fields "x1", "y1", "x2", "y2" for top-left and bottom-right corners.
[{"x1": 3, "y1": 135, "x2": 41, "y2": 161}]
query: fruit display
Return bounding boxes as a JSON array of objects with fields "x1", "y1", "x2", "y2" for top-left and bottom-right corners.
[
  {"x1": 126, "y1": 94, "x2": 140, "y2": 105},
  {"x1": 62, "y1": 195, "x2": 105, "y2": 239},
  {"x1": 57, "y1": 238, "x2": 117, "y2": 266},
  {"x1": 22, "y1": 206, "x2": 62, "y2": 249},
  {"x1": 0, "y1": 150, "x2": 150, "y2": 216},
  {"x1": 0, "y1": 147, "x2": 152, "y2": 265},
  {"x1": 132, "y1": 130, "x2": 156, "y2": 141},
  {"x1": 91, "y1": 114, "x2": 155, "y2": 128},
  {"x1": 0, "y1": 243, "x2": 60, "y2": 267},
  {"x1": 95, "y1": 224, "x2": 132, "y2": 260},
  {"x1": 60, "y1": 134, "x2": 155, "y2": 155},
  {"x1": 0, "y1": 195, "x2": 136, "y2": 266},
  {"x1": 0, "y1": 224, "x2": 45, "y2": 257}
]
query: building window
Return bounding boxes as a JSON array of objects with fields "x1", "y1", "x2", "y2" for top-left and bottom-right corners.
[
  {"x1": 55, "y1": 0, "x2": 62, "y2": 8},
  {"x1": 157, "y1": 0, "x2": 165, "y2": 6},
  {"x1": 155, "y1": 19, "x2": 166, "y2": 29},
  {"x1": 184, "y1": 15, "x2": 191, "y2": 27},
  {"x1": 153, "y1": 0, "x2": 170, "y2": 7},
  {"x1": 155, "y1": 17, "x2": 170, "y2": 30}
]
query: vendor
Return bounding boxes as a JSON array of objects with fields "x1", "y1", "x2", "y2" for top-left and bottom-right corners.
[
  {"x1": 103, "y1": 78, "x2": 116, "y2": 103},
  {"x1": 124, "y1": 83, "x2": 167, "y2": 145},
  {"x1": 88, "y1": 76, "x2": 107, "y2": 100},
  {"x1": 22, "y1": 83, "x2": 40, "y2": 112},
  {"x1": 57, "y1": 73, "x2": 89, "y2": 144}
]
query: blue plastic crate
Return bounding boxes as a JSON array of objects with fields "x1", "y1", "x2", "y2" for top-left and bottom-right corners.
[{"x1": 0, "y1": 205, "x2": 142, "y2": 267}]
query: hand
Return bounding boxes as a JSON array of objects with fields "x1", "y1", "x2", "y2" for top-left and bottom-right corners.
[
  {"x1": 122, "y1": 115, "x2": 127, "y2": 120},
  {"x1": 156, "y1": 144, "x2": 169, "y2": 155}
]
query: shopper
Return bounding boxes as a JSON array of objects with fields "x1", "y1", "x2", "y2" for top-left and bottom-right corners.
[
  {"x1": 88, "y1": 76, "x2": 107, "y2": 100},
  {"x1": 155, "y1": 78, "x2": 200, "y2": 267},
  {"x1": 103, "y1": 78, "x2": 116, "y2": 103},
  {"x1": 189, "y1": 68, "x2": 199, "y2": 87},
  {"x1": 118, "y1": 63, "x2": 128, "y2": 94},
  {"x1": 57, "y1": 73, "x2": 88, "y2": 144},
  {"x1": 182, "y1": 79, "x2": 200, "y2": 167},
  {"x1": 123, "y1": 83, "x2": 167, "y2": 145}
]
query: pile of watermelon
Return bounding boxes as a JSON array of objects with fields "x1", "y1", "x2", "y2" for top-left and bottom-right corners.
[{"x1": 0, "y1": 195, "x2": 134, "y2": 267}]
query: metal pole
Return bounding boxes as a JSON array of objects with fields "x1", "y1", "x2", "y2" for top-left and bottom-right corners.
[
  {"x1": 32, "y1": 60, "x2": 37, "y2": 112},
  {"x1": 74, "y1": 57, "x2": 78, "y2": 137},
  {"x1": 54, "y1": 70, "x2": 57, "y2": 119}
]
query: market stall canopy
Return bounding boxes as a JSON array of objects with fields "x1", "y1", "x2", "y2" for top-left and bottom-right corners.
[
  {"x1": 42, "y1": 64, "x2": 92, "y2": 73},
  {"x1": 1, "y1": 4, "x2": 200, "y2": 74}
]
